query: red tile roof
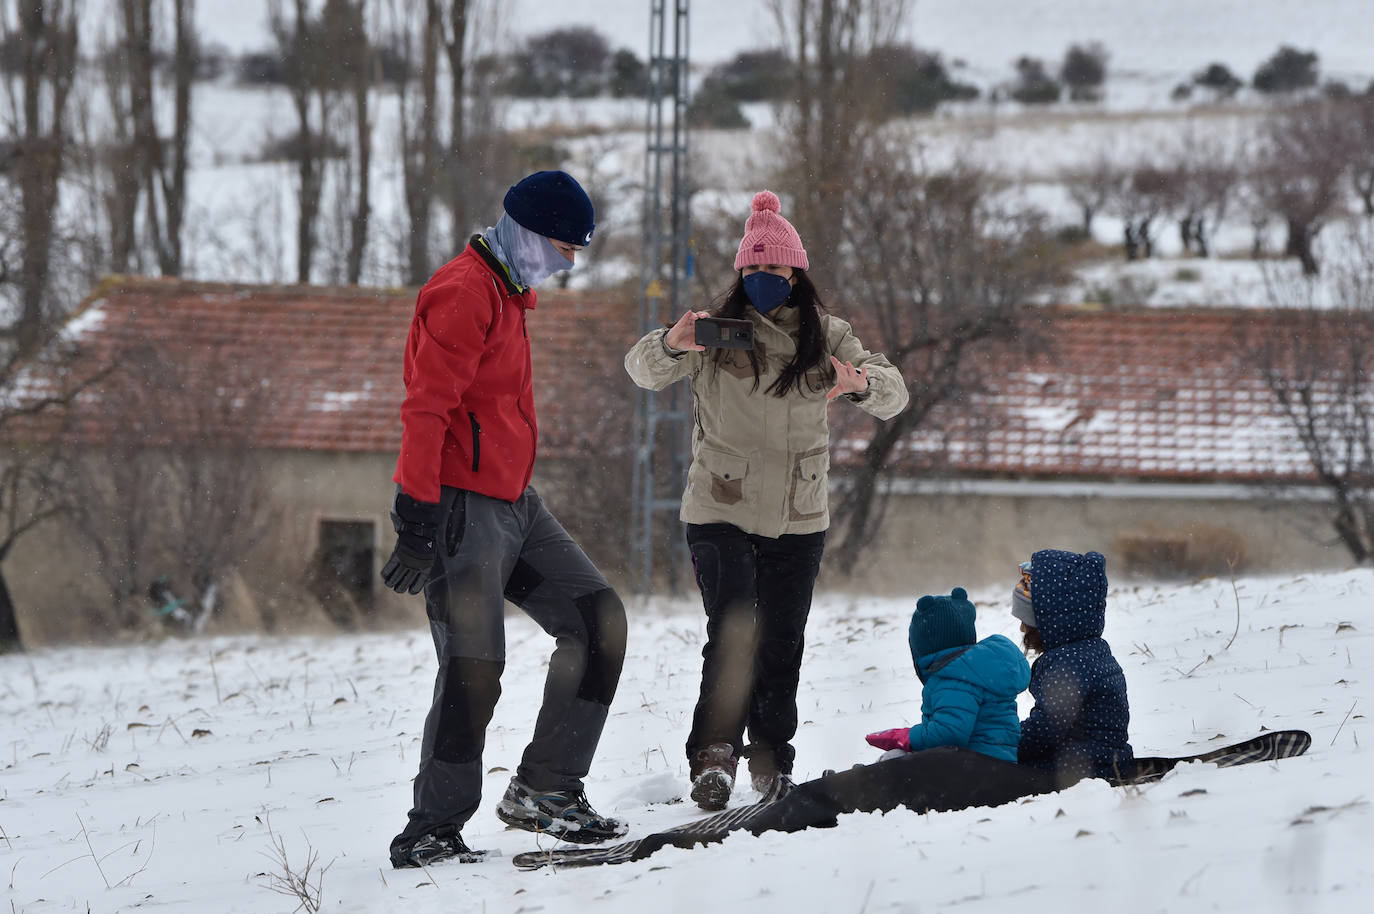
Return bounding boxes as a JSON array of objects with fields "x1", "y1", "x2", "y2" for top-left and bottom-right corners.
[
  {"x1": 834, "y1": 306, "x2": 1365, "y2": 484},
  {"x1": 7, "y1": 276, "x2": 638, "y2": 458},
  {"x1": 8, "y1": 278, "x2": 1363, "y2": 484}
]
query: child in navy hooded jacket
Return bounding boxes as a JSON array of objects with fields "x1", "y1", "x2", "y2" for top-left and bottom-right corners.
[
  {"x1": 866, "y1": 587, "x2": 1031, "y2": 762},
  {"x1": 1013, "y1": 549, "x2": 1133, "y2": 783}
]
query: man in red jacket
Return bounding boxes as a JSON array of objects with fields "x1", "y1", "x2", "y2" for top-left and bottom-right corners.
[{"x1": 384, "y1": 171, "x2": 628, "y2": 869}]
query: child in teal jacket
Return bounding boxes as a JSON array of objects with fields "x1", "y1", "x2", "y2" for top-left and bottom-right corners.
[{"x1": 867, "y1": 587, "x2": 1031, "y2": 762}]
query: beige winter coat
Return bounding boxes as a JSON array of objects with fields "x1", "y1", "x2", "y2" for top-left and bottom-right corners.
[{"x1": 624, "y1": 305, "x2": 909, "y2": 538}]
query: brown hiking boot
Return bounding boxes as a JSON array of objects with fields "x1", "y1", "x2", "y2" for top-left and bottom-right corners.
[{"x1": 689, "y1": 742, "x2": 737, "y2": 811}]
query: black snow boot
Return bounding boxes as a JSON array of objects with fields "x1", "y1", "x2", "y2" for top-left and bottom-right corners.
[{"x1": 390, "y1": 829, "x2": 487, "y2": 868}]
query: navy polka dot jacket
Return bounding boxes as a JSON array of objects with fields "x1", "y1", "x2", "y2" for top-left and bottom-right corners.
[{"x1": 1017, "y1": 549, "x2": 1134, "y2": 781}]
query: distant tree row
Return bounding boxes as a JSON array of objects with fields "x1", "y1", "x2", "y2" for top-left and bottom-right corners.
[
  {"x1": 1173, "y1": 45, "x2": 1371, "y2": 102},
  {"x1": 1008, "y1": 43, "x2": 1365, "y2": 107},
  {"x1": 1059, "y1": 92, "x2": 1374, "y2": 276},
  {"x1": 690, "y1": 42, "x2": 978, "y2": 128},
  {"x1": 691, "y1": 39, "x2": 1370, "y2": 123}
]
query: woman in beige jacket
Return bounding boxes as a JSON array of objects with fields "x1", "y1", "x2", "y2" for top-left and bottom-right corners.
[{"x1": 624, "y1": 191, "x2": 909, "y2": 810}]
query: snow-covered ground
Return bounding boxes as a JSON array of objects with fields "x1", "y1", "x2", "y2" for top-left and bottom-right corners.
[{"x1": 3, "y1": 567, "x2": 1371, "y2": 913}]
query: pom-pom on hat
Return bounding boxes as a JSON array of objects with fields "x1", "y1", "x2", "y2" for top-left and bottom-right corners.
[
  {"x1": 503, "y1": 170, "x2": 595, "y2": 246},
  {"x1": 733, "y1": 190, "x2": 809, "y2": 271},
  {"x1": 909, "y1": 587, "x2": 979, "y2": 659}
]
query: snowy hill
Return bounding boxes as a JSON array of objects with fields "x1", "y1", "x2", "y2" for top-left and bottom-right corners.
[{"x1": 3, "y1": 566, "x2": 1370, "y2": 912}]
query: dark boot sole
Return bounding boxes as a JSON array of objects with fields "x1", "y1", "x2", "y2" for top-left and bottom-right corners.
[
  {"x1": 690, "y1": 769, "x2": 733, "y2": 811},
  {"x1": 495, "y1": 804, "x2": 625, "y2": 845},
  {"x1": 391, "y1": 848, "x2": 488, "y2": 868}
]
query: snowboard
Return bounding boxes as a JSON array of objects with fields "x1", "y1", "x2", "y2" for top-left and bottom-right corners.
[
  {"x1": 1126, "y1": 728, "x2": 1311, "y2": 783},
  {"x1": 511, "y1": 730, "x2": 1311, "y2": 871}
]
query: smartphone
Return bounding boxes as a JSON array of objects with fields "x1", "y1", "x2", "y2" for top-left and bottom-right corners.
[{"x1": 694, "y1": 317, "x2": 755, "y2": 350}]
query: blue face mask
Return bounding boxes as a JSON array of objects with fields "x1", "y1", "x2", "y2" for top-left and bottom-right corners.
[{"x1": 742, "y1": 271, "x2": 792, "y2": 314}]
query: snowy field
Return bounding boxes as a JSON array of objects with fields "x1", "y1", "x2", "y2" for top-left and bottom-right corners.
[{"x1": 2, "y1": 567, "x2": 1371, "y2": 913}]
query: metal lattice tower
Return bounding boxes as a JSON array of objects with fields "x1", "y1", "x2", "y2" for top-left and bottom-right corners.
[{"x1": 631, "y1": 0, "x2": 692, "y2": 595}]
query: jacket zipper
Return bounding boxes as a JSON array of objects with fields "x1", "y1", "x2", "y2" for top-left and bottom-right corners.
[
  {"x1": 517, "y1": 309, "x2": 537, "y2": 491},
  {"x1": 469, "y1": 412, "x2": 481, "y2": 472}
]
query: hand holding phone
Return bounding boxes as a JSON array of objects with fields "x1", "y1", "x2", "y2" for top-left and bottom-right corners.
[{"x1": 664, "y1": 310, "x2": 711, "y2": 352}]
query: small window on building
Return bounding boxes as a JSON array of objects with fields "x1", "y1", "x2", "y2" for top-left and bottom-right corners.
[{"x1": 317, "y1": 519, "x2": 376, "y2": 599}]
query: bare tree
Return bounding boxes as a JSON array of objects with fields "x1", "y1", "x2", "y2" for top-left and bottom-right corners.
[
  {"x1": 1252, "y1": 99, "x2": 1361, "y2": 276},
  {"x1": 388, "y1": 0, "x2": 505, "y2": 274},
  {"x1": 159, "y1": 0, "x2": 194, "y2": 276},
  {"x1": 1, "y1": 0, "x2": 79, "y2": 355},
  {"x1": 824, "y1": 141, "x2": 1060, "y2": 573},
  {"x1": 1351, "y1": 93, "x2": 1374, "y2": 218},
  {"x1": 0, "y1": 338, "x2": 114, "y2": 652},
  {"x1": 1061, "y1": 146, "x2": 1122, "y2": 238},
  {"x1": 317, "y1": 0, "x2": 373, "y2": 285},
  {"x1": 1111, "y1": 164, "x2": 1170, "y2": 260},
  {"x1": 58, "y1": 342, "x2": 282, "y2": 635},
  {"x1": 757, "y1": 1, "x2": 1059, "y2": 569},
  {"x1": 298, "y1": 0, "x2": 378, "y2": 287},
  {"x1": 1245, "y1": 229, "x2": 1374, "y2": 562},
  {"x1": 442, "y1": 0, "x2": 471, "y2": 242},
  {"x1": 1231, "y1": 155, "x2": 1274, "y2": 261},
  {"x1": 270, "y1": 0, "x2": 331, "y2": 284},
  {"x1": 97, "y1": 26, "x2": 141, "y2": 273},
  {"x1": 1163, "y1": 124, "x2": 1241, "y2": 257},
  {"x1": 99, "y1": 0, "x2": 195, "y2": 276},
  {"x1": 391, "y1": 0, "x2": 441, "y2": 284},
  {"x1": 767, "y1": 0, "x2": 911, "y2": 281}
]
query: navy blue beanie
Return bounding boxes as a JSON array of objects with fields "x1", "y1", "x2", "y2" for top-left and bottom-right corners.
[
  {"x1": 503, "y1": 170, "x2": 595, "y2": 246},
  {"x1": 909, "y1": 587, "x2": 978, "y2": 659}
]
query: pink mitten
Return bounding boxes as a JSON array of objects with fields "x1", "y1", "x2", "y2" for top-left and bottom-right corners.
[{"x1": 864, "y1": 727, "x2": 912, "y2": 752}]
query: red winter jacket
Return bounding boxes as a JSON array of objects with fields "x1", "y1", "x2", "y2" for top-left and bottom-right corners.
[{"x1": 393, "y1": 237, "x2": 539, "y2": 504}]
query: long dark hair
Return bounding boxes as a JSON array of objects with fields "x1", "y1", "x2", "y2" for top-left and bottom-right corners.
[{"x1": 709, "y1": 269, "x2": 831, "y2": 397}]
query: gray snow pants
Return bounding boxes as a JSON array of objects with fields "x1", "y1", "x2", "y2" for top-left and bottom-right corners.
[{"x1": 392, "y1": 485, "x2": 627, "y2": 848}]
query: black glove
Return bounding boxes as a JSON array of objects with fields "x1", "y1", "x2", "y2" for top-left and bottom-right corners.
[{"x1": 381, "y1": 491, "x2": 441, "y2": 595}]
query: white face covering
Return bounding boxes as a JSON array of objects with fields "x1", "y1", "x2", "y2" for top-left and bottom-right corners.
[{"x1": 487, "y1": 213, "x2": 572, "y2": 289}]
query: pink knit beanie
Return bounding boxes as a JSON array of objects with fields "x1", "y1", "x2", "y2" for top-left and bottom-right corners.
[{"x1": 733, "y1": 190, "x2": 809, "y2": 271}]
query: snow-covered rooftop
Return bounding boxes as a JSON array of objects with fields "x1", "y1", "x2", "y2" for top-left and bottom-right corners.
[{"x1": 8, "y1": 278, "x2": 1367, "y2": 485}]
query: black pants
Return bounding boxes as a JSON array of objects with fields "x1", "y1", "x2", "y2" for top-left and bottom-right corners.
[
  {"x1": 392, "y1": 486, "x2": 627, "y2": 851},
  {"x1": 559, "y1": 748, "x2": 1064, "y2": 867},
  {"x1": 684, "y1": 522, "x2": 826, "y2": 775},
  {"x1": 742, "y1": 747, "x2": 1060, "y2": 834}
]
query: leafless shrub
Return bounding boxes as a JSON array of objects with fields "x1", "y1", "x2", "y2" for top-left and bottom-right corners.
[{"x1": 256, "y1": 816, "x2": 333, "y2": 913}]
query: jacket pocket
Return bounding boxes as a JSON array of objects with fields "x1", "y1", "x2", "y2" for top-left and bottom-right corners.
[
  {"x1": 789, "y1": 450, "x2": 829, "y2": 519},
  {"x1": 695, "y1": 447, "x2": 750, "y2": 507},
  {"x1": 468, "y1": 412, "x2": 481, "y2": 472}
]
